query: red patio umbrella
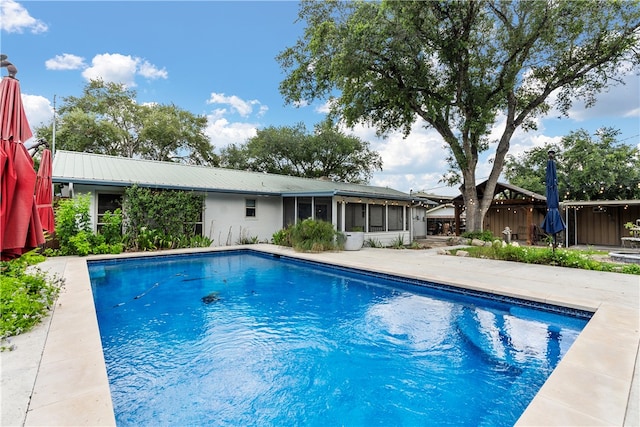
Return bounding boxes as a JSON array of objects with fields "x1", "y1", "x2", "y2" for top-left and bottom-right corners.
[
  {"x1": 0, "y1": 58, "x2": 45, "y2": 259},
  {"x1": 35, "y1": 148, "x2": 55, "y2": 234}
]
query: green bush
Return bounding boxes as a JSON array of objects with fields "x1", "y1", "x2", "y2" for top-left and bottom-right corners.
[
  {"x1": 461, "y1": 230, "x2": 496, "y2": 242},
  {"x1": 52, "y1": 195, "x2": 124, "y2": 256},
  {"x1": 100, "y1": 209, "x2": 123, "y2": 245},
  {"x1": 55, "y1": 194, "x2": 92, "y2": 255},
  {"x1": 289, "y1": 219, "x2": 343, "y2": 252},
  {"x1": 272, "y1": 227, "x2": 293, "y2": 246},
  {"x1": 0, "y1": 251, "x2": 62, "y2": 342},
  {"x1": 122, "y1": 185, "x2": 205, "y2": 250}
]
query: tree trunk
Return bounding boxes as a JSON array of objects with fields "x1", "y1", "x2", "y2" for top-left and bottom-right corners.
[{"x1": 461, "y1": 170, "x2": 483, "y2": 232}]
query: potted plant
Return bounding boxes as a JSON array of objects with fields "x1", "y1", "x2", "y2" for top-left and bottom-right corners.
[{"x1": 344, "y1": 226, "x2": 365, "y2": 251}]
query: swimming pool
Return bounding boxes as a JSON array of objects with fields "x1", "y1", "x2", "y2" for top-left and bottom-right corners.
[{"x1": 89, "y1": 250, "x2": 591, "y2": 426}]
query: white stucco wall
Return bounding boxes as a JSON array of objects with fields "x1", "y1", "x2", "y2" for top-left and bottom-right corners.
[{"x1": 204, "y1": 193, "x2": 282, "y2": 246}]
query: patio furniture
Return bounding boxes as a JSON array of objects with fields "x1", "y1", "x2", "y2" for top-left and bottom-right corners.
[{"x1": 622, "y1": 220, "x2": 640, "y2": 248}]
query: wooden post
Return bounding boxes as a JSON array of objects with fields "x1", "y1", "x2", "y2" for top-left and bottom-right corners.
[{"x1": 526, "y1": 204, "x2": 533, "y2": 245}]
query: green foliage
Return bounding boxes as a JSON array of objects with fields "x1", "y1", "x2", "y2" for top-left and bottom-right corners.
[
  {"x1": 219, "y1": 119, "x2": 382, "y2": 184},
  {"x1": 189, "y1": 235, "x2": 214, "y2": 248},
  {"x1": 461, "y1": 230, "x2": 497, "y2": 242},
  {"x1": 236, "y1": 228, "x2": 259, "y2": 245},
  {"x1": 51, "y1": 190, "x2": 208, "y2": 255},
  {"x1": 289, "y1": 218, "x2": 343, "y2": 252},
  {"x1": 624, "y1": 222, "x2": 640, "y2": 238},
  {"x1": 387, "y1": 235, "x2": 406, "y2": 249},
  {"x1": 278, "y1": 1, "x2": 640, "y2": 231},
  {"x1": 365, "y1": 237, "x2": 383, "y2": 248},
  {"x1": 408, "y1": 241, "x2": 422, "y2": 250},
  {"x1": 100, "y1": 209, "x2": 123, "y2": 245},
  {"x1": 122, "y1": 185, "x2": 206, "y2": 251},
  {"x1": 455, "y1": 245, "x2": 640, "y2": 275},
  {"x1": 54, "y1": 194, "x2": 92, "y2": 255},
  {"x1": 52, "y1": 194, "x2": 123, "y2": 256},
  {"x1": 0, "y1": 251, "x2": 62, "y2": 342},
  {"x1": 272, "y1": 227, "x2": 293, "y2": 246},
  {"x1": 505, "y1": 128, "x2": 640, "y2": 200},
  {"x1": 68, "y1": 231, "x2": 93, "y2": 256},
  {"x1": 34, "y1": 79, "x2": 218, "y2": 166}
]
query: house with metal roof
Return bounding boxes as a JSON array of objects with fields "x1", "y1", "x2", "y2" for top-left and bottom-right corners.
[{"x1": 52, "y1": 150, "x2": 413, "y2": 246}]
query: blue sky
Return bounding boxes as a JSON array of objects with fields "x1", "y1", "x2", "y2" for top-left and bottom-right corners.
[{"x1": 2, "y1": 0, "x2": 639, "y2": 196}]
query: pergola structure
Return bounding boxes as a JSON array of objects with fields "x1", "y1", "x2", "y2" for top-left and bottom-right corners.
[{"x1": 452, "y1": 181, "x2": 547, "y2": 243}]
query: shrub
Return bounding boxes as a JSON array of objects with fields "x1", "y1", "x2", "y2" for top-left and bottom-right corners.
[
  {"x1": 122, "y1": 185, "x2": 204, "y2": 248},
  {"x1": 272, "y1": 227, "x2": 293, "y2": 246},
  {"x1": 100, "y1": 209, "x2": 123, "y2": 245},
  {"x1": 461, "y1": 230, "x2": 496, "y2": 242},
  {"x1": 0, "y1": 251, "x2": 62, "y2": 342},
  {"x1": 52, "y1": 195, "x2": 124, "y2": 256},
  {"x1": 452, "y1": 244, "x2": 639, "y2": 275},
  {"x1": 289, "y1": 219, "x2": 343, "y2": 252},
  {"x1": 55, "y1": 194, "x2": 92, "y2": 255}
]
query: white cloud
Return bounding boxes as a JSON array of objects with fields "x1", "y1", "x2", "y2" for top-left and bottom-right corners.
[
  {"x1": 0, "y1": 0, "x2": 47, "y2": 34},
  {"x1": 205, "y1": 116, "x2": 258, "y2": 150},
  {"x1": 82, "y1": 53, "x2": 139, "y2": 87},
  {"x1": 569, "y1": 76, "x2": 639, "y2": 121},
  {"x1": 207, "y1": 92, "x2": 262, "y2": 118},
  {"x1": 21, "y1": 93, "x2": 53, "y2": 129},
  {"x1": 203, "y1": 94, "x2": 268, "y2": 150},
  {"x1": 349, "y1": 111, "x2": 569, "y2": 194},
  {"x1": 80, "y1": 53, "x2": 167, "y2": 87},
  {"x1": 547, "y1": 67, "x2": 640, "y2": 122},
  {"x1": 315, "y1": 101, "x2": 331, "y2": 114},
  {"x1": 346, "y1": 118, "x2": 456, "y2": 194},
  {"x1": 293, "y1": 99, "x2": 309, "y2": 108},
  {"x1": 137, "y1": 60, "x2": 168, "y2": 80},
  {"x1": 257, "y1": 105, "x2": 269, "y2": 117},
  {"x1": 624, "y1": 107, "x2": 640, "y2": 118},
  {"x1": 45, "y1": 53, "x2": 85, "y2": 70},
  {"x1": 209, "y1": 108, "x2": 228, "y2": 120}
]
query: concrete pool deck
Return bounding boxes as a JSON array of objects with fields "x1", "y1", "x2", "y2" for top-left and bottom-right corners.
[{"x1": 1, "y1": 244, "x2": 638, "y2": 426}]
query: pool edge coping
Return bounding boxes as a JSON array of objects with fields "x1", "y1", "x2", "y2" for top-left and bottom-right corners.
[{"x1": 21, "y1": 245, "x2": 640, "y2": 426}]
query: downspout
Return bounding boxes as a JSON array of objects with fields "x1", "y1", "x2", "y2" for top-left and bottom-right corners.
[{"x1": 409, "y1": 190, "x2": 413, "y2": 243}]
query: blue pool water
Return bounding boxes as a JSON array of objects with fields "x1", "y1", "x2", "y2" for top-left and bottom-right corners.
[{"x1": 89, "y1": 250, "x2": 590, "y2": 427}]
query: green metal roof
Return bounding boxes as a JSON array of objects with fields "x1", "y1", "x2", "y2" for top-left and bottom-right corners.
[{"x1": 52, "y1": 150, "x2": 411, "y2": 200}]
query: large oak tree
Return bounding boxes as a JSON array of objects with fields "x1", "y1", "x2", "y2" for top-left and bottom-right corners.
[
  {"x1": 277, "y1": 0, "x2": 640, "y2": 231},
  {"x1": 219, "y1": 120, "x2": 382, "y2": 183},
  {"x1": 34, "y1": 80, "x2": 218, "y2": 165}
]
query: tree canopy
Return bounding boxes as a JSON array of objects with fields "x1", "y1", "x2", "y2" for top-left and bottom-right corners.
[
  {"x1": 277, "y1": 0, "x2": 640, "y2": 231},
  {"x1": 505, "y1": 128, "x2": 640, "y2": 201},
  {"x1": 219, "y1": 120, "x2": 382, "y2": 183},
  {"x1": 34, "y1": 80, "x2": 218, "y2": 165}
]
